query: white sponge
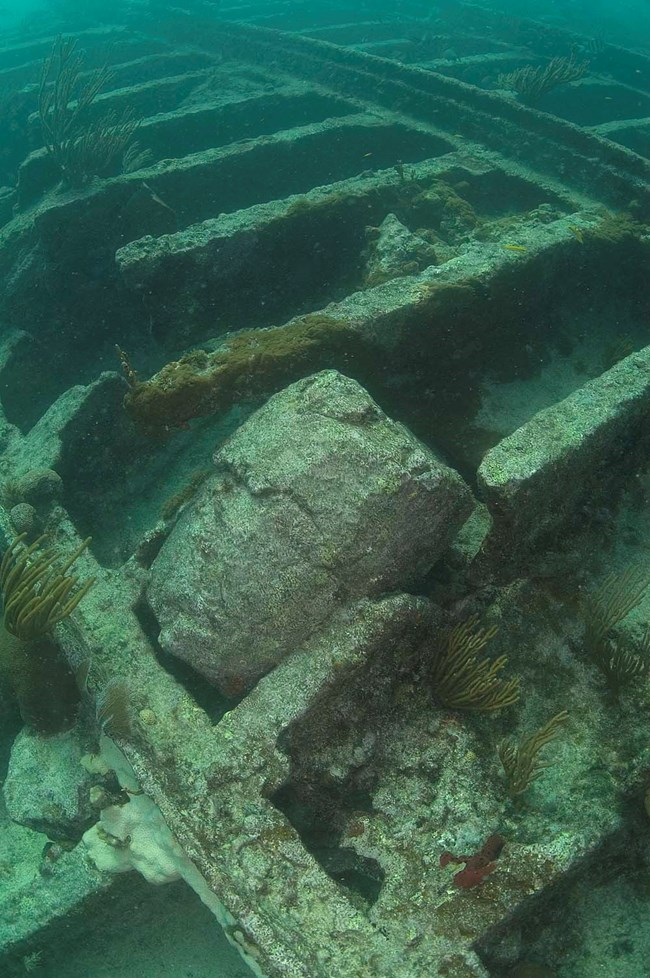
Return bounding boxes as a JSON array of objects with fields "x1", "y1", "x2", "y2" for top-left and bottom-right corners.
[
  {"x1": 82, "y1": 736, "x2": 266, "y2": 978},
  {"x1": 83, "y1": 789, "x2": 186, "y2": 884}
]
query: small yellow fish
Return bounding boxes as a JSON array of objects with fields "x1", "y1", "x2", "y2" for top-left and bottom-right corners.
[
  {"x1": 501, "y1": 244, "x2": 528, "y2": 252},
  {"x1": 568, "y1": 225, "x2": 584, "y2": 243}
]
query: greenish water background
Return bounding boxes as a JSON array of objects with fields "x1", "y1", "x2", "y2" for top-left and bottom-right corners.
[{"x1": 1, "y1": 0, "x2": 650, "y2": 46}]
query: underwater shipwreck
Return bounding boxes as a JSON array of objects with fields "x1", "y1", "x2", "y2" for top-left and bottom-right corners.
[{"x1": 1, "y1": 1, "x2": 650, "y2": 976}]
